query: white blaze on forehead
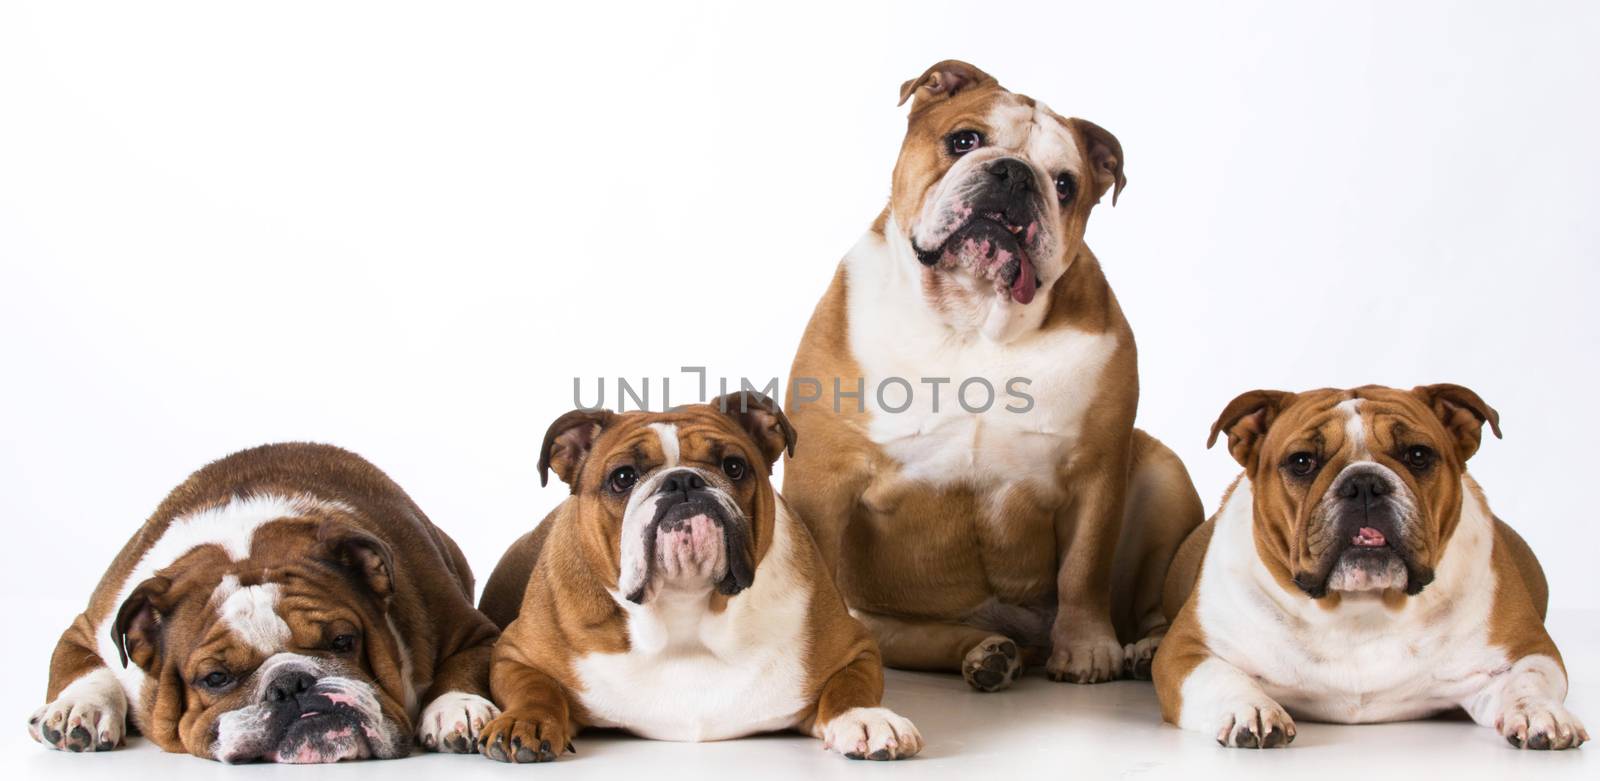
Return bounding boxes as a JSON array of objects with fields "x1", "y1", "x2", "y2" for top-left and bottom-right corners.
[
  {"x1": 213, "y1": 575, "x2": 292, "y2": 655},
  {"x1": 1026, "y1": 101, "x2": 1084, "y2": 175},
  {"x1": 95, "y1": 493, "x2": 348, "y2": 712},
  {"x1": 1337, "y1": 398, "x2": 1369, "y2": 458},
  {"x1": 649, "y1": 422, "x2": 680, "y2": 467},
  {"x1": 982, "y1": 98, "x2": 1084, "y2": 177}
]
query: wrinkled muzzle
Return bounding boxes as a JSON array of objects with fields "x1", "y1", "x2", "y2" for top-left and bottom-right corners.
[
  {"x1": 214, "y1": 654, "x2": 405, "y2": 763},
  {"x1": 909, "y1": 154, "x2": 1056, "y2": 305},
  {"x1": 1293, "y1": 463, "x2": 1434, "y2": 598},
  {"x1": 618, "y1": 469, "x2": 755, "y2": 603}
]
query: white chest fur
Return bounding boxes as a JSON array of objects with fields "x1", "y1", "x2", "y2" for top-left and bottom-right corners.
[
  {"x1": 1194, "y1": 478, "x2": 1510, "y2": 723},
  {"x1": 571, "y1": 502, "x2": 813, "y2": 741},
  {"x1": 843, "y1": 229, "x2": 1117, "y2": 496}
]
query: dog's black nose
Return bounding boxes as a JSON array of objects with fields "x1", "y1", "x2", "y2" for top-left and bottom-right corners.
[
  {"x1": 1339, "y1": 472, "x2": 1391, "y2": 504},
  {"x1": 265, "y1": 670, "x2": 316, "y2": 704},
  {"x1": 987, "y1": 158, "x2": 1036, "y2": 194},
  {"x1": 659, "y1": 470, "x2": 707, "y2": 495}
]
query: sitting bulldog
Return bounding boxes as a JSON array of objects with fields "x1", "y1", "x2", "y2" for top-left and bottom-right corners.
[
  {"x1": 1155, "y1": 384, "x2": 1586, "y2": 750},
  {"x1": 28, "y1": 443, "x2": 500, "y2": 761},
  {"x1": 476, "y1": 393, "x2": 922, "y2": 762}
]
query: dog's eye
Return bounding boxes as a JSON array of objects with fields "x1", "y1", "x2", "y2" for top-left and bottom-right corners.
[
  {"x1": 1403, "y1": 445, "x2": 1435, "y2": 472},
  {"x1": 198, "y1": 670, "x2": 235, "y2": 691},
  {"x1": 1285, "y1": 452, "x2": 1319, "y2": 478},
  {"x1": 330, "y1": 634, "x2": 358, "y2": 654},
  {"x1": 722, "y1": 456, "x2": 748, "y2": 481},
  {"x1": 607, "y1": 466, "x2": 639, "y2": 493},
  {"x1": 1055, "y1": 172, "x2": 1077, "y2": 203},
  {"x1": 946, "y1": 130, "x2": 982, "y2": 156}
]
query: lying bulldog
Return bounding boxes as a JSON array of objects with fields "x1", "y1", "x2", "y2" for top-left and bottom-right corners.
[
  {"x1": 1156, "y1": 384, "x2": 1587, "y2": 750},
  {"x1": 785, "y1": 59, "x2": 1202, "y2": 690},
  {"x1": 476, "y1": 393, "x2": 921, "y2": 762},
  {"x1": 28, "y1": 443, "x2": 500, "y2": 762}
]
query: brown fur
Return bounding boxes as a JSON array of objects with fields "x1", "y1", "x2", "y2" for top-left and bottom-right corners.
[
  {"x1": 1156, "y1": 385, "x2": 1564, "y2": 726},
  {"x1": 479, "y1": 399, "x2": 886, "y2": 759},
  {"x1": 783, "y1": 60, "x2": 1201, "y2": 683},
  {"x1": 40, "y1": 443, "x2": 498, "y2": 758}
]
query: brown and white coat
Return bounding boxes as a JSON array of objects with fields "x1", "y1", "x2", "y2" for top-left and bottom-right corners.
[
  {"x1": 784, "y1": 60, "x2": 1203, "y2": 690},
  {"x1": 1155, "y1": 385, "x2": 1587, "y2": 750},
  {"x1": 28, "y1": 443, "x2": 500, "y2": 762},
  {"x1": 476, "y1": 395, "x2": 920, "y2": 763}
]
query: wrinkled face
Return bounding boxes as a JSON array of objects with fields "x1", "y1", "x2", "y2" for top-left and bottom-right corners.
[
  {"x1": 115, "y1": 517, "x2": 412, "y2": 762},
  {"x1": 888, "y1": 64, "x2": 1123, "y2": 333},
  {"x1": 1211, "y1": 385, "x2": 1500, "y2": 602},
  {"x1": 541, "y1": 399, "x2": 793, "y2": 606}
]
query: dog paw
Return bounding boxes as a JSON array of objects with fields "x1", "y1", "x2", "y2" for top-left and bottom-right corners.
[
  {"x1": 28, "y1": 673, "x2": 127, "y2": 753},
  {"x1": 821, "y1": 707, "x2": 922, "y2": 760},
  {"x1": 962, "y1": 635, "x2": 1022, "y2": 692},
  {"x1": 1214, "y1": 701, "x2": 1296, "y2": 749},
  {"x1": 1045, "y1": 637, "x2": 1124, "y2": 684},
  {"x1": 1498, "y1": 699, "x2": 1588, "y2": 750},
  {"x1": 478, "y1": 709, "x2": 572, "y2": 763},
  {"x1": 1123, "y1": 635, "x2": 1161, "y2": 680},
  {"x1": 417, "y1": 691, "x2": 499, "y2": 754}
]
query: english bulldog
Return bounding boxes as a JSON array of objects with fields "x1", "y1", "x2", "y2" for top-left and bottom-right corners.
[
  {"x1": 474, "y1": 393, "x2": 922, "y2": 762},
  {"x1": 784, "y1": 59, "x2": 1203, "y2": 690},
  {"x1": 1155, "y1": 384, "x2": 1587, "y2": 750},
  {"x1": 28, "y1": 443, "x2": 501, "y2": 762}
]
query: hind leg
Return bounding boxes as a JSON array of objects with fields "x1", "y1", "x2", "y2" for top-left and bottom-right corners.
[
  {"x1": 853, "y1": 610, "x2": 1024, "y2": 692},
  {"x1": 1112, "y1": 430, "x2": 1204, "y2": 679}
]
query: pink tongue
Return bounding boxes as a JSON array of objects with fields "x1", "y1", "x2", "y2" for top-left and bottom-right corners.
[
  {"x1": 1352, "y1": 527, "x2": 1387, "y2": 547},
  {"x1": 1010, "y1": 252, "x2": 1036, "y2": 305}
]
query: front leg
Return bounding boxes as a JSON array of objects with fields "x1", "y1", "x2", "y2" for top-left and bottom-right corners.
[
  {"x1": 30, "y1": 614, "x2": 128, "y2": 753},
  {"x1": 480, "y1": 654, "x2": 575, "y2": 763},
  {"x1": 806, "y1": 650, "x2": 923, "y2": 761},
  {"x1": 1045, "y1": 462, "x2": 1128, "y2": 683},
  {"x1": 1465, "y1": 654, "x2": 1588, "y2": 750},
  {"x1": 1152, "y1": 631, "x2": 1296, "y2": 749},
  {"x1": 416, "y1": 639, "x2": 499, "y2": 754}
]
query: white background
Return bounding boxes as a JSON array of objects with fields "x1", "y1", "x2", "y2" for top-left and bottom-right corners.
[{"x1": 1, "y1": 1, "x2": 1596, "y2": 779}]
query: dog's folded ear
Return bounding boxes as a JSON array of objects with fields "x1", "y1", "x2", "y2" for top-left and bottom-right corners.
[
  {"x1": 539, "y1": 408, "x2": 618, "y2": 489},
  {"x1": 112, "y1": 575, "x2": 172, "y2": 671},
  {"x1": 1412, "y1": 383, "x2": 1501, "y2": 462},
  {"x1": 1208, "y1": 389, "x2": 1296, "y2": 468},
  {"x1": 710, "y1": 391, "x2": 797, "y2": 467},
  {"x1": 1069, "y1": 118, "x2": 1128, "y2": 206},
  {"x1": 315, "y1": 522, "x2": 397, "y2": 599},
  {"x1": 898, "y1": 59, "x2": 997, "y2": 109}
]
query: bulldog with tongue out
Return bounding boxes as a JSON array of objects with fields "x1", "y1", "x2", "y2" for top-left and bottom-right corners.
[
  {"x1": 1156, "y1": 384, "x2": 1586, "y2": 750},
  {"x1": 475, "y1": 394, "x2": 920, "y2": 762},
  {"x1": 785, "y1": 60, "x2": 1203, "y2": 691}
]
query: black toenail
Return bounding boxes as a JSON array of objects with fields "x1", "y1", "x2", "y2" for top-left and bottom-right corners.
[{"x1": 1262, "y1": 726, "x2": 1286, "y2": 748}]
